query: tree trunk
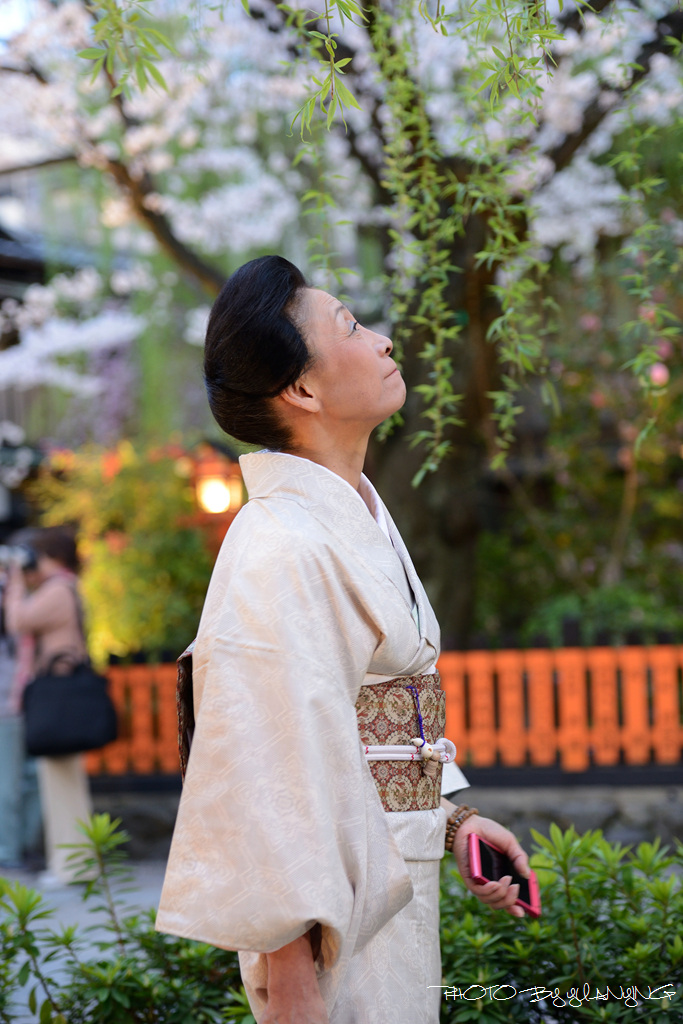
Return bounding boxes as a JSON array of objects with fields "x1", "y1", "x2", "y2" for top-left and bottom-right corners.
[{"x1": 368, "y1": 427, "x2": 483, "y2": 648}]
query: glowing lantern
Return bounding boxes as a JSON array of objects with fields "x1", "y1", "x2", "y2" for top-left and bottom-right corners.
[
  {"x1": 196, "y1": 475, "x2": 243, "y2": 514},
  {"x1": 193, "y1": 443, "x2": 244, "y2": 520}
]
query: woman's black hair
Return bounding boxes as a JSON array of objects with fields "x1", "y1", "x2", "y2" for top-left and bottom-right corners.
[{"x1": 203, "y1": 255, "x2": 311, "y2": 450}]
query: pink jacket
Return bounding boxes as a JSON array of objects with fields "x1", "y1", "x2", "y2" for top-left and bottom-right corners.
[{"x1": 5, "y1": 571, "x2": 87, "y2": 682}]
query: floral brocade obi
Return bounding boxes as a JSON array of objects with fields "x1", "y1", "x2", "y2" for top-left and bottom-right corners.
[{"x1": 355, "y1": 673, "x2": 445, "y2": 813}]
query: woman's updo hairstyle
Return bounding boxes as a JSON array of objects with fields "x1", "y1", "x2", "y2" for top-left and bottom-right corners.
[{"x1": 204, "y1": 255, "x2": 311, "y2": 450}]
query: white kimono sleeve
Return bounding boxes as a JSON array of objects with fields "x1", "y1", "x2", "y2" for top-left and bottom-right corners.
[{"x1": 155, "y1": 534, "x2": 413, "y2": 981}]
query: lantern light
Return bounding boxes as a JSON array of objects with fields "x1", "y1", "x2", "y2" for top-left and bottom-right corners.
[
  {"x1": 197, "y1": 476, "x2": 233, "y2": 514},
  {"x1": 193, "y1": 441, "x2": 244, "y2": 517}
]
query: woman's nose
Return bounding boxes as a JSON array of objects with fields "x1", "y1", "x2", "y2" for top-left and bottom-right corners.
[{"x1": 373, "y1": 330, "x2": 392, "y2": 355}]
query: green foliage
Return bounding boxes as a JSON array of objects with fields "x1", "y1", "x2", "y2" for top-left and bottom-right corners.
[
  {"x1": 474, "y1": 528, "x2": 683, "y2": 648},
  {"x1": 439, "y1": 827, "x2": 683, "y2": 1022},
  {"x1": 4, "y1": 820, "x2": 679, "y2": 1023},
  {"x1": 522, "y1": 584, "x2": 683, "y2": 648},
  {"x1": 472, "y1": 134, "x2": 683, "y2": 644},
  {"x1": 30, "y1": 442, "x2": 213, "y2": 664},
  {"x1": 75, "y1": 0, "x2": 569, "y2": 478},
  {"x1": 77, "y1": 0, "x2": 178, "y2": 96},
  {"x1": 370, "y1": 6, "x2": 465, "y2": 483},
  {"x1": 67, "y1": 0, "x2": 683, "y2": 490},
  {"x1": 0, "y1": 814, "x2": 250, "y2": 1023},
  {"x1": 282, "y1": 0, "x2": 365, "y2": 137},
  {"x1": 366, "y1": 2, "x2": 559, "y2": 478}
]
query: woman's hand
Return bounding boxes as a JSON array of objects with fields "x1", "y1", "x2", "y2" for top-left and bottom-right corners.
[
  {"x1": 451, "y1": 814, "x2": 531, "y2": 918},
  {"x1": 6, "y1": 560, "x2": 25, "y2": 589},
  {"x1": 262, "y1": 933, "x2": 328, "y2": 1024}
]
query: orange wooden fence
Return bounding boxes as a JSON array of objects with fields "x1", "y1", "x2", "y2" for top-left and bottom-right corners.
[
  {"x1": 85, "y1": 663, "x2": 180, "y2": 776},
  {"x1": 86, "y1": 647, "x2": 683, "y2": 776}
]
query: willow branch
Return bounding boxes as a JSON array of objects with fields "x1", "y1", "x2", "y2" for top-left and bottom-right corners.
[{"x1": 256, "y1": 0, "x2": 390, "y2": 201}]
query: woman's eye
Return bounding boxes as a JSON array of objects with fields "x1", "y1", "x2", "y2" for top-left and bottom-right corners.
[{"x1": 349, "y1": 320, "x2": 359, "y2": 333}]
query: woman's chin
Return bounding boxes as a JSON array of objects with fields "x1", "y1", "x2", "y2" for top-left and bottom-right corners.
[
  {"x1": 376, "y1": 391, "x2": 407, "y2": 428},
  {"x1": 390, "y1": 377, "x2": 407, "y2": 412}
]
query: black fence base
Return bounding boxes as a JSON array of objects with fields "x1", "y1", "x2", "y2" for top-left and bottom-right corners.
[
  {"x1": 463, "y1": 763, "x2": 683, "y2": 787},
  {"x1": 89, "y1": 764, "x2": 683, "y2": 794},
  {"x1": 90, "y1": 773, "x2": 182, "y2": 794}
]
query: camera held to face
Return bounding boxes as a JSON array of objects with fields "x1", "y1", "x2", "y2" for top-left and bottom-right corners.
[{"x1": 0, "y1": 544, "x2": 38, "y2": 572}]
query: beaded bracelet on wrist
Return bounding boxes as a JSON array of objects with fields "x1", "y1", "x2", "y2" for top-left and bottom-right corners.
[{"x1": 444, "y1": 804, "x2": 478, "y2": 853}]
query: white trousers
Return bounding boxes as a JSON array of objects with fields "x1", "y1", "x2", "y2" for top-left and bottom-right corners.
[{"x1": 37, "y1": 754, "x2": 92, "y2": 883}]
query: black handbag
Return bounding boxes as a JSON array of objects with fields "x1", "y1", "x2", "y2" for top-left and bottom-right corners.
[
  {"x1": 21, "y1": 583, "x2": 118, "y2": 757},
  {"x1": 23, "y1": 654, "x2": 119, "y2": 757}
]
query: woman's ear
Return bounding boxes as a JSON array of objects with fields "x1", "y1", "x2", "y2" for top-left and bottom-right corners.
[{"x1": 278, "y1": 374, "x2": 321, "y2": 414}]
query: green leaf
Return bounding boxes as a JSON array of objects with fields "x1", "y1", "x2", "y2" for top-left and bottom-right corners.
[
  {"x1": 144, "y1": 27, "x2": 179, "y2": 55},
  {"x1": 142, "y1": 59, "x2": 167, "y2": 90},
  {"x1": 326, "y1": 94, "x2": 338, "y2": 129},
  {"x1": 77, "y1": 48, "x2": 107, "y2": 60},
  {"x1": 334, "y1": 78, "x2": 361, "y2": 110},
  {"x1": 135, "y1": 60, "x2": 148, "y2": 91}
]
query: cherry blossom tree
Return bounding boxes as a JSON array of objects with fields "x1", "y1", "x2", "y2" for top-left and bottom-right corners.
[{"x1": 1, "y1": 0, "x2": 682, "y2": 641}]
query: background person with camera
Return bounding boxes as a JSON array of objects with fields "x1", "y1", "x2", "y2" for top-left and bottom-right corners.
[{"x1": 4, "y1": 526, "x2": 92, "y2": 887}]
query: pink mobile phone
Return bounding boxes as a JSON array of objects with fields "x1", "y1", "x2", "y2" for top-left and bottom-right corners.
[{"x1": 467, "y1": 832, "x2": 542, "y2": 918}]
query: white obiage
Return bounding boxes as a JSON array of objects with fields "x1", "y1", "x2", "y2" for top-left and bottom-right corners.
[{"x1": 156, "y1": 452, "x2": 453, "y2": 1022}]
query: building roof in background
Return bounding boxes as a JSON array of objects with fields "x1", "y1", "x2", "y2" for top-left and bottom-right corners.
[
  {"x1": 0, "y1": 221, "x2": 45, "y2": 296},
  {"x1": 0, "y1": 219, "x2": 101, "y2": 301}
]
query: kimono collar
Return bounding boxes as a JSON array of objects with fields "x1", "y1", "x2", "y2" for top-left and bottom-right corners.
[
  {"x1": 238, "y1": 451, "x2": 440, "y2": 650},
  {"x1": 239, "y1": 451, "x2": 395, "y2": 553},
  {"x1": 240, "y1": 450, "x2": 370, "y2": 511}
]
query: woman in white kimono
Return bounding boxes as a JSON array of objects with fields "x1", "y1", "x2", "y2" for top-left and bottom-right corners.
[{"x1": 156, "y1": 256, "x2": 530, "y2": 1024}]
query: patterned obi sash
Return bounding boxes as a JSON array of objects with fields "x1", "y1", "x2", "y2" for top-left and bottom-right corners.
[{"x1": 355, "y1": 672, "x2": 454, "y2": 813}]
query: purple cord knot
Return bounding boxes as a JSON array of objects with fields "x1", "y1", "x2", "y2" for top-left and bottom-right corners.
[{"x1": 405, "y1": 685, "x2": 426, "y2": 744}]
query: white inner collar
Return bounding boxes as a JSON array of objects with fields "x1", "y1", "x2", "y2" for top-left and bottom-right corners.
[{"x1": 358, "y1": 475, "x2": 391, "y2": 541}]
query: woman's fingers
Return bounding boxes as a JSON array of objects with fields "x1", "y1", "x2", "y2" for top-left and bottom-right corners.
[
  {"x1": 466, "y1": 876, "x2": 527, "y2": 916},
  {"x1": 451, "y1": 814, "x2": 532, "y2": 917},
  {"x1": 471, "y1": 876, "x2": 517, "y2": 904}
]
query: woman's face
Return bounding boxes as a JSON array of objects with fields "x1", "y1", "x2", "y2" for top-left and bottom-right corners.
[
  {"x1": 34, "y1": 554, "x2": 63, "y2": 584},
  {"x1": 295, "y1": 288, "x2": 406, "y2": 430}
]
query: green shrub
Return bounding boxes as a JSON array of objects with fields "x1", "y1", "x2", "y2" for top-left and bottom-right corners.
[
  {"x1": 2, "y1": 819, "x2": 681, "y2": 1023},
  {"x1": 521, "y1": 585, "x2": 683, "y2": 648},
  {"x1": 439, "y1": 825, "x2": 683, "y2": 1022},
  {"x1": 0, "y1": 815, "x2": 252, "y2": 1024}
]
